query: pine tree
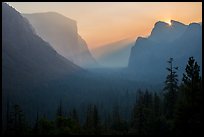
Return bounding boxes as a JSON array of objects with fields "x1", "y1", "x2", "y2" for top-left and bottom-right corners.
[
  {"x1": 33, "y1": 110, "x2": 40, "y2": 135},
  {"x1": 131, "y1": 89, "x2": 143, "y2": 134},
  {"x1": 57, "y1": 100, "x2": 63, "y2": 117},
  {"x1": 174, "y1": 57, "x2": 202, "y2": 135},
  {"x1": 182, "y1": 56, "x2": 201, "y2": 106},
  {"x1": 38, "y1": 117, "x2": 55, "y2": 135},
  {"x1": 8, "y1": 104, "x2": 27, "y2": 135},
  {"x1": 93, "y1": 105, "x2": 101, "y2": 134},
  {"x1": 67, "y1": 108, "x2": 81, "y2": 134},
  {"x1": 153, "y1": 92, "x2": 161, "y2": 118},
  {"x1": 84, "y1": 104, "x2": 93, "y2": 133},
  {"x1": 83, "y1": 104, "x2": 101, "y2": 134},
  {"x1": 56, "y1": 100, "x2": 65, "y2": 128},
  {"x1": 70, "y1": 108, "x2": 79, "y2": 124},
  {"x1": 104, "y1": 112, "x2": 111, "y2": 133},
  {"x1": 111, "y1": 104, "x2": 126, "y2": 133},
  {"x1": 163, "y1": 57, "x2": 179, "y2": 119},
  {"x1": 131, "y1": 90, "x2": 155, "y2": 135}
]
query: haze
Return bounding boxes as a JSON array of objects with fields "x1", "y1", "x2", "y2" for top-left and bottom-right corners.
[{"x1": 7, "y1": 2, "x2": 202, "y2": 50}]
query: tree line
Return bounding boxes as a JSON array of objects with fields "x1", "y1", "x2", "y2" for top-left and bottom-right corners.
[{"x1": 2, "y1": 56, "x2": 202, "y2": 135}]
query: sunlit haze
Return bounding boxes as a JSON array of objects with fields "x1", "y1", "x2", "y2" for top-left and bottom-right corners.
[{"x1": 7, "y1": 2, "x2": 202, "y2": 50}]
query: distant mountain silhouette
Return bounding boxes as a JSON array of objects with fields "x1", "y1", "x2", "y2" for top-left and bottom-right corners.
[
  {"x1": 128, "y1": 20, "x2": 202, "y2": 83},
  {"x1": 23, "y1": 12, "x2": 97, "y2": 68},
  {"x1": 2, "y1": 3, "x2": 81, "y2": 91},
  {"x1": 149, "y1": 20, "x2": 187, "y2": 42}
]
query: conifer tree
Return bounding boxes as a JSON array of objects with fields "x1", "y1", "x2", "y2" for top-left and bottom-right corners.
[
  {"x1": 174, "y1": 57, "x2": 202, "y2": 135},
  {"x1": 163, "y1": 57, "x2": 179, "y2": 119},
  {"x1": 182, "y1": 56, "x2": 201, "y2": 106}
]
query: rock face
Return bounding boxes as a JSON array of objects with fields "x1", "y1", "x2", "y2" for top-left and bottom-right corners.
[
  {"x1": 2, "y1": 3, "x2": 81, "y2": 91},
  {"x1": 128, "y1": 20, "x2": 202, "y2": 83},
  {"x1": 148, "y1": 20, "x2": 187, "y2": 42},
  {"x1": 23, "y1": 12, "x2": 97, "y2": 68},
  {"x1": 2, "y1": 3, "x2": 84, "y2": 128}
]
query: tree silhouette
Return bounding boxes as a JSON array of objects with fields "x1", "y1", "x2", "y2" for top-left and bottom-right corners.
[
  {"x1": 7, "y1": 104, "x2": 28, "y2": 135},
  {"x1": 56, "y1": 100, "x2": 65, "y2": 129},
  {"x1": 84, "y1": 104, "x2": 101, "y2": 134},
  {"x1": 174, "y1": 57, "x2": 202, "y2": 135},
  {"x1": 163, "y1": 57, "x2": 178, "y2": 119},
  {"x1": 57, "y1": 100, "x2": 63, "y2": 117},
  {"x1": 69, "y1": 108, "x2": 79, "y2": 124},
  {"x1": 33, "y1": 110, "x2": 40, "y2": 135},
  {"x1": 182, "y1": 56, "x2": 201, "y2": 106}
]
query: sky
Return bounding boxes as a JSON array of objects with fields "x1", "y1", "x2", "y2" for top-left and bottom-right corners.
[{"x1": 7, "y1": 2, "x2": 202, "y2": 50}]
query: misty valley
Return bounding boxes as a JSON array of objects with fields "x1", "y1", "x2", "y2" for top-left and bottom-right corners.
[{"x1": 2, "y1": 3, "x2": 202, "y2": 135}]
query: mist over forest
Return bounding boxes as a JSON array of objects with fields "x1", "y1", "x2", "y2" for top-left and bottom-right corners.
[{"x1": 2, "y1": 2, "x2": 202, "y2": 135}]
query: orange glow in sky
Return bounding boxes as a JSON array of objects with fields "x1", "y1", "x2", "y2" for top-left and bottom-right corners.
[{"x1": 7, "y1": 2, "x2": 202, "y2": 50}]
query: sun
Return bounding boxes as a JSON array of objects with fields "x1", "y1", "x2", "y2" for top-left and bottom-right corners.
[{"x1": 166, "y1": 20, "x2": 172, "y2": 26}]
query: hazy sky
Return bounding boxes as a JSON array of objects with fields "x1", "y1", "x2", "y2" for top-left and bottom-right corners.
[{"x1": 7, "y1": 2, "x2": 202, "y2": 49}]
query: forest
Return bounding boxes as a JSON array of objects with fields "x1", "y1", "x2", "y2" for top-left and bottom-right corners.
[{"x1": 3, "y1": 56, "x2": 202, "y2": 135}]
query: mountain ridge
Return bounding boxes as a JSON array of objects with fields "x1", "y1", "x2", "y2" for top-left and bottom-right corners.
[
  {"x1": 128, "y1": 20, "x2": 202, "y2": 83},
  {"x1": 23, "y1": 12, "x2": 97, "y2": 68},
  {"x1": 2, "y1": 3, "x2": 82, "y2": 90}
]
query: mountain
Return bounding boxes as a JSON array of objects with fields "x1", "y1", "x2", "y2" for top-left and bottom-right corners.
[
  {"x1": 199, "y1": 22, "x2": 202, "y2": 26},
  {"x1": 2, "y1": 3, "x2": 82, "y2": 92},
  {"x1": 148, "y1": 20, "x2": 187, "y2": 42},
  {"x1": 2, "y1": 3, "x2": 87, "y2": 129},
  {"x1": 91, "y1": 39, "x2": 134, "y2": 68},
  {"x1": 128, "y1": 20, "x2": 202, "y2": 84},
  {"x1": 23, "y1": 12, "x2": 97, "y2": 68}
]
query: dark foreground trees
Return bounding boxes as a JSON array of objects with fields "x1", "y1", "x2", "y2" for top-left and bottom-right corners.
[
  {"x1": 4, "y1": 104, "x2": 30, "y2": 135},
  {"x1": 163, "y1": 57, "x2": 179, "y2": 120},
  {"x1": 3, "y1": 57, "x2": 202, "y2": 135},
  {"x1": 174, "y1": 57, "x2": 202, "y2": 135}
]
